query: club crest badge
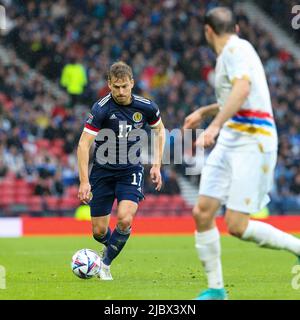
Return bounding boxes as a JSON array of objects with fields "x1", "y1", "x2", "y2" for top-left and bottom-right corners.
[{"x1": 133, "y1": 112, "x2": 143, "y2": 123}]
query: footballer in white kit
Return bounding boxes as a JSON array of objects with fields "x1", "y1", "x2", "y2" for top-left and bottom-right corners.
[
  {"x1": 183, "y1": 7, "x2": 300, "y2": 300},
  {"x1": 200, "y1": 33, "x2": 278, "y2": 214}
]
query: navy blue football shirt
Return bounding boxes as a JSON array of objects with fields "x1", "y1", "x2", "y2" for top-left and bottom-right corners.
[{"x1": 84, "y1": 93, "x2": 161, "y2": 170}]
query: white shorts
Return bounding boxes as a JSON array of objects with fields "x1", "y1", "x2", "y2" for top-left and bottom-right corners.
[{"x1": 199, "y1": 143, "x2": 277, "y2": 214}]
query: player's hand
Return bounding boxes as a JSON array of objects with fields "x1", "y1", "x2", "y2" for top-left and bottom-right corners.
[
  {"x1": 78, "y1": 182, "x2": 92, "y2": 204},
  {"x1": 183, "y1": 109, "x2": 203, "y2": 130},
  {"x1": 150, "y1": 166, "x2": 162, "y2": 191},
  {"x1": 196, "y1": 124, "x2": 220, "y2": 148}
]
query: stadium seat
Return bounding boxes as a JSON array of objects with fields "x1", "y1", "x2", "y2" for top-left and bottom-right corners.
[
  {"x1": 44, "y1": 196, "x2": 60, "y2": 211},
  {"x1": 16, "y1": 187, "x2": 33, "y2": 197},
  {"x1": 53, "y1": 139, "x2": 64, "y2": 148},
  {"x1": 3, "y1": 171, "x2": 16, "y2": 181},
  {"x1": 60, "y1": 197, "x2": 80, "y2": 210},
  {"x1": 144, "y1": 195, "x2": 157, "y2": 204},
  {"x1": 14, "y1": 196, "x2": 30, "y2": 205},
  {"x1": 170, "y1": 195, "x2": 186, "y2": 204},
  {"x1": 49, "y1": 146, "x2": 64, "y2": 157},
  {"x1": 0, "y1": 181, "x2": 15, "y2": 189},
  {"x1": 36, "y1": 139, "x2": 51, "y2": 150},
  {"x1": 2, "y1": 189, "x2": 15, "y2": 198},
  {"x1": 14, "y1": 179, "x2": 29, "y2": 189},
  {"x1": 27, "y1": 196, "x2": 43, "y2": 213},
  {"x1": 0, "y1": 197, "x2": 15, "y2": 207},
  {"x1": 136, "y1": 201, "x2": 149, "y2": 215},
  {"x1": 156, "y1": 195, "x2": 172, "y2": 204},
  {"x1": 66, "y1": 186, "x2": 78, "y2": 198}
]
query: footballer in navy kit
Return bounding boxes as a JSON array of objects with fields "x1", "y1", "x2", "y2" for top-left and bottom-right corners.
[{"x1": 77, "y1": 61, "x2": 165, "y2": 280}]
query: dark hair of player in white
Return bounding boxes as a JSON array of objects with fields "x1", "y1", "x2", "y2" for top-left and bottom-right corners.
[{"x1": 204, "y1": 6, "x2": 236, "y2": 36}]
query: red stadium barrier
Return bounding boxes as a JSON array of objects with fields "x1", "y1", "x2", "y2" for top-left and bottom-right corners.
[{"x1": 21, "y1": 216, "x2": 300, "y2": 236}]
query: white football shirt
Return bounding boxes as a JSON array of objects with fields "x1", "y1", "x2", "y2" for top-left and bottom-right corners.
[{"x1": 214, "y1": 35, "x2": 278, "y2": 152}]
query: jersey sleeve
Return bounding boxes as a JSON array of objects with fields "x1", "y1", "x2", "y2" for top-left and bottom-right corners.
[
  {"x1": 83, "y1": 102, "x2": 106, "y2": 136},
  {"x1": 223, "y1": 46, "x2": 251, "y2": 84},
  {"x1": 146, "y1": 101, "x2": 162, "y2": 128}
]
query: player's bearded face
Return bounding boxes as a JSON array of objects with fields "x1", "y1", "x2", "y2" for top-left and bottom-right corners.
[{"x1": 109, "y1": 76, "x2": 134, "y2": 105}]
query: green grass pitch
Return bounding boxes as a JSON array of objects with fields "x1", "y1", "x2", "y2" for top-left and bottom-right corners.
[{"x1": 0, "y1": 235, "x2": 299, "y2": 300}]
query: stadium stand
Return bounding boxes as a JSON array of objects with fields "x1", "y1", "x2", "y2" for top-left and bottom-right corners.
[{"x1": 0, "y1": 0, "x2": 299, "y2": 216}]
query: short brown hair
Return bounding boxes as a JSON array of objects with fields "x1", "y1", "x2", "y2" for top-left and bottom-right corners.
[{"x1": 108, "y1": 61, "x2": 133, "y2": 80}]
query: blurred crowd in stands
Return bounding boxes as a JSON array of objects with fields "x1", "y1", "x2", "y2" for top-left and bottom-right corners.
[{"x1": 0, "y1": 0, "x2": 300, "y2": 214}]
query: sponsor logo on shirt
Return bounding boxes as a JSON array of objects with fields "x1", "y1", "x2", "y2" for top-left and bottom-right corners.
[
  {"x1": 86, "y1": 113, "x2": 94, "y2": 124},
  {"x1": 134, "y1": 122, "x2": 144, "y2": 129},
  {"x1": 109, "y1": 114, "x2": 117, "y2": 120}
]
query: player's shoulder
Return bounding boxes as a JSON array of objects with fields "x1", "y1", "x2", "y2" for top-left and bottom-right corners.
[
  {"x1": 91, "y1": 94, "x2": 112, "y2": 113},
  {"x1": 133, "y1": 94, "x2": 158, "y2": 110},
  {"x1": 97, "y1": 93, "x2": 112, "y2": 108},
  {"x1": 133, "y1": 94, "x2": 152, "y2": 105},
  {"x1": 224, "y1": 36, "x2": 252, "y2": 58}
]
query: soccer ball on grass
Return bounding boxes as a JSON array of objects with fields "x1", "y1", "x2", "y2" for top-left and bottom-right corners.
[{"x1": 71, "y1": 249, "x2": 101, "y2": 279}]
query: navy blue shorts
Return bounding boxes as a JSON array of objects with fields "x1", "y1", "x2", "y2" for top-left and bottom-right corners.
[{"x1": 89, "y1": 166, "x2": 145, "y2": 217}]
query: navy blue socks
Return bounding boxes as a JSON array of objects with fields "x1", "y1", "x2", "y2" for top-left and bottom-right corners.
[
  {"x1": 102, "y1": 226, "x2": 131, "y2": 266},
  {"x1": 93, "y1": 227, "x2": 112, "y2": 247}
]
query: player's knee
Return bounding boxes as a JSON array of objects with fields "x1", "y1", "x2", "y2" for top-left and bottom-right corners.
[
  {"x1": 92, "y1": 225, "x2": 108, "y2": 238},
  {"x1": 225, "y1": 213, "x2": 248, "y2": 238},
  {"x1": 226, "y1": 222, "x2": 244, "y2": 238},
  {"x1": 117, "y1": 217, "x2": 133, "y2": 232},
  {"x1": 192, "y1": 204, "x2": 214, "y2": 228},
  {"x1": 192, "y1": 203, "x2": 205, "y2": 219}
]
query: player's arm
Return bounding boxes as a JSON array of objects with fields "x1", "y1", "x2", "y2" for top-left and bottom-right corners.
[
  {"x1": 77, "y1": 131, "x2": 96, "y2": 204},
  {"x1": 210, "y1": 45, "x2": 251, "y2": 130},
  {"x1": 150, "y1": 120, "x2": 165, "y2": 191},
  {"x1": 196, "y1": 79, "x2": 250, "y2": 148},
  {"x1": 77, "y1": 102, "x2": 104, "y2": 202},
  {"x1": 183, "y1": 103, "x2": 220, "y2": 130},
  {"x1": 197, "y1": 44, "x2": 252, "y2": 148},
  {"x1": 211, "y1": 78, "x2": 250, "y2": 129}
]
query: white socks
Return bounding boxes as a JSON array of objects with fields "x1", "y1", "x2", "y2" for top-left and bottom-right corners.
[
  {"x1": 195, "y1": 222, "x2": 300, "y2": 290},
  {"x1": 242, "y1": 220, "x2": 300, "y2": 256},
  {"x1": 195, "y1": 227, "x2": 224, "y2": 289}
]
